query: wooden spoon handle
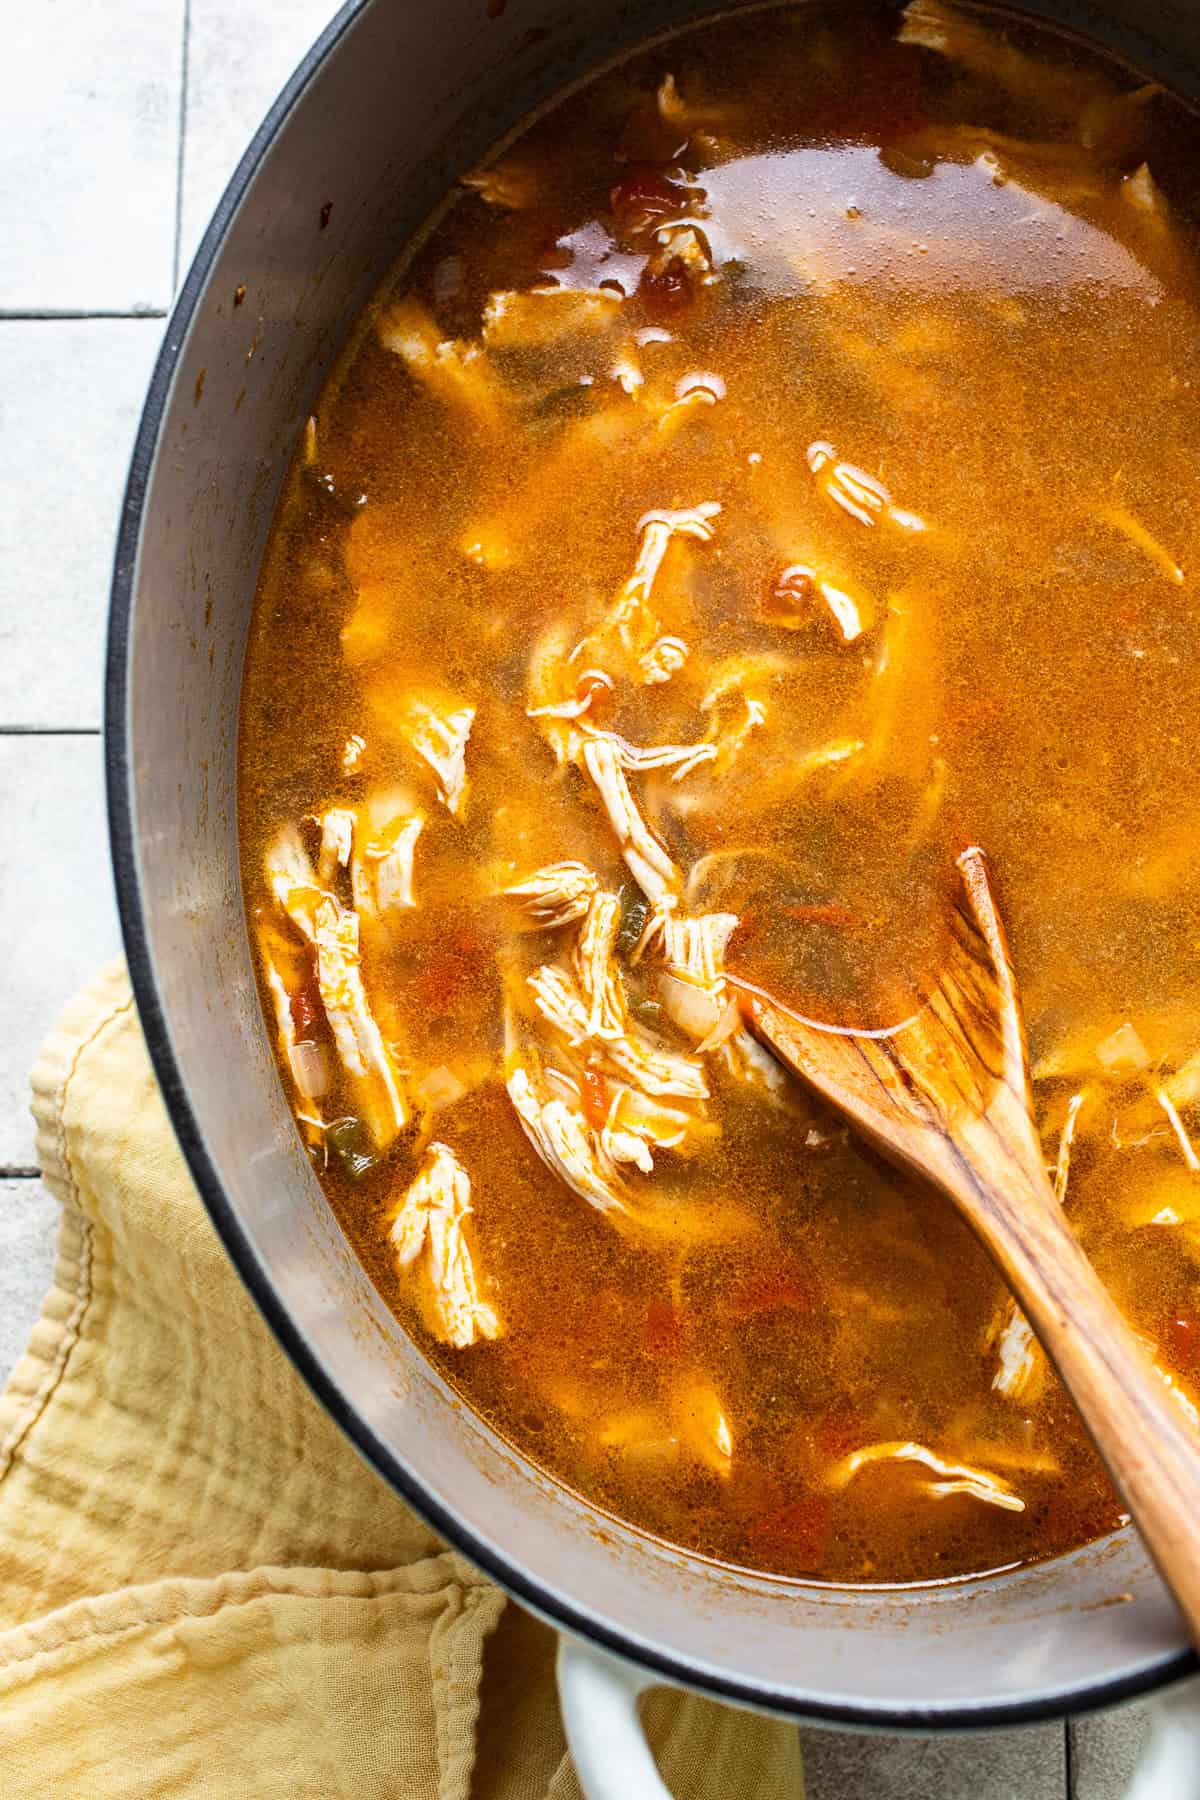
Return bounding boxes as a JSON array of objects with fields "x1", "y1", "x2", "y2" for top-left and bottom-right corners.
[{"x1": 958, "y1": 1129, "x2": 1200, "y2": 1638}]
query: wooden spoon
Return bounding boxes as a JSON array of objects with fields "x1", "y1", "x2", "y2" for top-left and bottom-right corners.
[{"x1": 745, "y1": 845, "x2": 1200, "y2": 1636}]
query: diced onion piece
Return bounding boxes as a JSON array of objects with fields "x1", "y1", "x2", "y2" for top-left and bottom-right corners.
[
  {"x1": 1122, "y1": 161, "x2": 1166, "y2": 219},
  {"x1": 1096, "y1": 1021, "x2": 1150, "y2": 1072},
  {"x1": 658, "y1": 971, "x2": 725, "y2": 1041},
  {"x1": 1155, "y1": 1087, "x2": 1200, "y2": 1173},
  {"x1": 288, "y1": 1039, "x2": 330, "y2": 1100},
  {"x1": 670, "y1": 1380, "x2": 733, "y2": 1476},
  {"x1": 597, "y1": 1408, "x2": 682, "y2": 1467},
  {"x1": 415, "y1": 1064, "x2": 469, "y2": 1111},
  {"x1": 696, "y1": 994, "x2": 741, "y2": 1054}
]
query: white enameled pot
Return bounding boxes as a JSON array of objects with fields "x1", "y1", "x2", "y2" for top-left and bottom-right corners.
[{"x1": 105, "y1": 1, "x2": 1200, "y2": 1792}]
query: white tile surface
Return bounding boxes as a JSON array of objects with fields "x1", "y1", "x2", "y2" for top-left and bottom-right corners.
[
  {"x1": 0, "y1": 320, "x2": 163, "y2": 729},
  {"x1": 0, "y1": 737, "x2": 122, "y2": 1171},
  {"x1": 2, "y1": 1, "x2": 184, "y2": 314},
  {"x1": 178, "y1": 0, "x2": 338, "y2": 277},
  {"x1": 802, "y1": 1723, "x2": 1067, "y2": 1800},
  {"x1": 0, "y1": 1179, "x2": 60, "y2": 1386},
  {"x1": 1069, "y1": 1699, "x2": 1156, "y2": 1799}
]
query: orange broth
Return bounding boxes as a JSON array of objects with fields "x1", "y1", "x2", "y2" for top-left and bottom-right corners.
[{"x1": 239, "y1": 0, "x2": 1200, "y2": 1583}]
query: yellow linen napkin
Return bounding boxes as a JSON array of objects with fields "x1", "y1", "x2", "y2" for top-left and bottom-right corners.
[{"x1": 0, "y1": 963, "x2": 804, "y2": 1798}]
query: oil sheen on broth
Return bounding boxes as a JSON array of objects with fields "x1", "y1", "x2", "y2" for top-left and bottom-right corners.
[{"x1": 239, "y1": 0, "x2": 1200, "y2": 1584}]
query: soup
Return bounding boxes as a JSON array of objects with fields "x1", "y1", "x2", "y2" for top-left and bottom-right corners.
[{"x1": 239, "y1": 0, "x2": 1200, "y2": 1584}]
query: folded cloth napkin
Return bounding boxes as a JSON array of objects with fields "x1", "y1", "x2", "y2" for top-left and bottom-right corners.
[{"x1": 0, "y1": 964, "x2": 804, "y2": 1798}]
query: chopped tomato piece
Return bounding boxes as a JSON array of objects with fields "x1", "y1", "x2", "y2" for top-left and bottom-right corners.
[
  {"x1": 725, "y1": 1269, "x2": 815, "y2": 1319},
  {"x1": 414, "y1": 925, "x2": 488, "y2": 1011},
  {"x1": 579, "y1": 1065, "x2": 611, "y2": 1129},
  {"x1": 780, "y1": 903, "x2": 856, "y2": 928},
  {"x1": 767, "y1": 564, "x2": 819, "y2": 620},
  {"x1": 290, "y1": 987, "x2": 320, "y2": 1037},
  {"x1": 814, "y1": 1404, "x2": 866, "y2": 1462},
  {"x1": 611, "y1": 163, "x2": 686, "y2": 227},
  {"x1": 1164, "y1": 1314, "x2": 1200, "y2": 1375},
  {"x1": 945, "y1": 694, "x2": 1003, "y2": 732},
  {"x1": 729, "y1": 914, "x2": 760, "y2": 950},
  {"x1": 638, "y1": 256, "x2": 693, "y2": 317},
  {"x1": 575, "y1": 670, "x2": 612, "y2": 719},
  {"x1": 643, "y1": 1299, "x2": 684, "y2": 1355},
  {"x1": 747, "y1": 1493, "x2": 833, "y2": 1568}
]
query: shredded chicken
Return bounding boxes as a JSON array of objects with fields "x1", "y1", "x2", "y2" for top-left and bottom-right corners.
[
  {"x1": 586, "y1": 728, "x2": 716, "y2": 780},
  {"x1": 378, "y1": 298, "x2": 504, "y2": 427},
  {"x1": 261, "y1": 946, "x2": 326, "y2": 1146},
  {"x1": 524, "y1": 508, "x2": 721, "y2": 788},
  {"x1": 482, "y1": 285, "x2": 623, "y2": 346},
  {"x1": 898, "y1": 0, "x2": 1116, "y2": 129},
  {"x1": 341, "y1": 733, "x2": 366, "y2": 775},
  {"x1": 605, "y1": 1083, "x2": 702, "y2": 1157},
  {"x1": 398, "y1": 692, "x2": 475, "y2": 817},
  {"x1": 507, "y1": 1062, "x2": 629, "y2": 1213},
  {"x1": 316, "y1": 807, "x2": 355, "y2": 886},
  {"x1": 461, "y1": 151, "x2": 543, "y2": 210},
  {"x1": 573, "y1": 893, "x2": 629, "y2": 1038},
  {"x1": 265, "y1": 826, "x2": 409, "y2": 1145},
  {"x1": 524, "y1": 624, "x2": 611, "y2": 762},
  {"x1": 529, "y1": 957, "x2": 708, "y2": 1101},
  {"x1": 582, "y1": 737, "x2": 683, "y2": 906},
  {"x1": 828, "y1": 1440, "x2": 1025, "y2": 1512},
  {"x1": 807, "y1": 441, "x2": 928, "y2": 533},
  {"x1": 389, "y1": 1142, "x2": 501, "y2": 1347},
  {"x1": 351, "y1": 808, "x2": 424, "y2": 917},
  {"x1": 503, "y1": 880, "x2": 716, "y2": 1216},
  {"x1": 503, "y1": 861, "x2": 599, "y2": 930},
  {"x1": 638, "y1": 635, "x2": 690, "y2": 685},
  {"x1": 607, "y1": 503, "x2": 721, "y2": 657}
]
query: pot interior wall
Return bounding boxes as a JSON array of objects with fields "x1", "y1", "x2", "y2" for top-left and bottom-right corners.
[{"x1": 112, "y1": 0, "x2": 1198, "y2": 1721}]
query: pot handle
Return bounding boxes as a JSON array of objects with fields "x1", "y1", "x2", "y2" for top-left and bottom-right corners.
[
  {"x1": 1122, "y1": 1679, "x2": 1200, "y2": 1800},
  {"x1": 556, "y1": 1635, "x2": 674, "y2": 1799}
]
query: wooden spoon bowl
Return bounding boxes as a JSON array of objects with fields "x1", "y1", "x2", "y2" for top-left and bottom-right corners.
[{"x1": 747, "y1": 847, "x2": 1200, "y2": 1639}]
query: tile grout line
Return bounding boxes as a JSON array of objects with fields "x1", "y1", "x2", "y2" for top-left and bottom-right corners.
[
  {"x1": 0, "y1": 311, "x2": 168, "y2": 322},
  {"x1": 1064, "y1": 1716, "x2": 1074, "y2": 1800},
  {"x1": 0, "y1": 727, "x2": 101, "y2": 738},
  {"x1": 171, "y1": 0, "x2": 193, "y2": 295}
]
